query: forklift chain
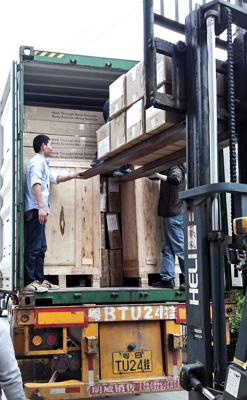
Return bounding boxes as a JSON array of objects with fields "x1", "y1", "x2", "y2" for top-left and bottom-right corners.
[{"x1": 225, "y1": 7, "x2": 237, "y2": 238}]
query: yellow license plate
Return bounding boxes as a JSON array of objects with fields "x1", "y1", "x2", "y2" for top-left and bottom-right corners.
[{"x1": 113, "y1": 350, "x2": 152, "y2": 374}]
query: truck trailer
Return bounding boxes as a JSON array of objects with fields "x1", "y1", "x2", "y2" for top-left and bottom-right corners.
[{"x1": 0, "y1": 45, "x2": 193, "y2": 400}]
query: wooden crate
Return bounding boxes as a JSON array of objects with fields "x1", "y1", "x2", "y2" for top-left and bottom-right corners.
[
  {"x1": 109, "y1": 249, "x2": 123, "y2": 287},
  {"x1": 121, "y1": 178, "x2": 163, "y2": 287},
  {"x1": 23, "y1": 154, "x2": 100, "y2": 288}
]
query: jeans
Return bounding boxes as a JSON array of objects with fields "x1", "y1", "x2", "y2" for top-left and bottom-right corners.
[
  {"x1": 160, "y1": 212, "x2": 184, "y2": 281},
  {"x1": 24, "y1": 209, "x2": 47, "y2": 285}
]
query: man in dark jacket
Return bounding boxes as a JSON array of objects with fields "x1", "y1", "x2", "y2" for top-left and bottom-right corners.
[{"x1": 152, "y1": 164, "x2": 186, "y2": 289}]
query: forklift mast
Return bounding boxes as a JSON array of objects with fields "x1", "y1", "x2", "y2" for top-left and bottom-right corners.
[{"x1": 143, "y1": 0, "x2": 247, "y2": 399}]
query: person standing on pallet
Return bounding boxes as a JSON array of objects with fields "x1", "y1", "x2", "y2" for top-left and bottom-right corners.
[
  {"x1": 24, "y1": 134, "x2": 82, "y2": 293},
  {"x1": 152, "y1": 164, "x2": 186, "y2": 290}
]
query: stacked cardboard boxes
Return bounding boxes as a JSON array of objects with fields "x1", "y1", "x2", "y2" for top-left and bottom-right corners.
[
  {"x1": 97, "y1": 54, "x2": 181, "y2": 161},
  {"x1": 97, "y1": 57, "x2": 226, "y2": 164},
  {"x1": 23, "y1": 106, "x2": 104, "y2": 288},
  {"x1": 100, "y1": 177, "x2": 123, "y2": 287}
]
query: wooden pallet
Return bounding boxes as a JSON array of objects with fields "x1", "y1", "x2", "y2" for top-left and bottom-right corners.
[{"x1": 44, "y1": 270, "x2": 100, "y2": 289}]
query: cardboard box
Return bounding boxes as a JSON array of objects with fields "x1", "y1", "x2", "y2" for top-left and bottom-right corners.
[
  {"x1": 109, "y1": 250, "x2": 123, "y2": 287},
  {"x1": 97, "y1": 122, "x2": 111, "y2": 160},
  {"x1": 23, "y1": 146, "x2": 96, "y2": 161},
  {"x1": 126, "y1": 99, "x2": 147, "y2": 144},
  {"x1": 24, "y1": 132, "x2": 97, "y2": 150},
  {"x1": 109, "y1": 74, "x2": 126, "y2": 118},
  {"x1": 145, "y1": 85, "x2": 179, "y2": 135},
  {"x1": 101, "y1": 250, "x2": 110, "y2": 287},
  {"x1": 156, "y1": 54, "x2": 172, "y2": 87},
  {"x1": 126, "y1": 61, "x2": 144, "y2": 107},
  {"x1": 106, "y1": 213, "x2": 122, "y2": 250},
  {"x1": 24, "y1": 106, "x2": 105, "y2": 125},
  {"x1": 108, "y1": 178, "x2": 121, "y2": 213},
  {"x1": 24, "y1": 119, "x2": 101, "y2": 137},
  {"x1": 101, "y1": 213, "x2": 106, "y2": 249},
  {"x1": 100, "y1": 177, "x2": 108, "y2": 212},
  {"x1": 110, "y1": 112, "x2": 126, "y2": 153}
]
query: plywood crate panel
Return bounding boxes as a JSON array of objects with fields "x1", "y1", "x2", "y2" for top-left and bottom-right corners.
[
  {"x1": 121, "y1": 178, "x2": 163, "y2": 286},
  {"x1": 45, "y1": 167, "x2": 77, "y2": 266}
]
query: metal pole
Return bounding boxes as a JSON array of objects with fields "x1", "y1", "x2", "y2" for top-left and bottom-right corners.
[
  {"x1": 143, "y1": 0, "x2": 156, "y2": 109},
  {"x1": 207, "y1": 15, "x2": 219, "y2": 231},
  {"x1": 206, "y1": 14, "x2": 227, "y2": 387}
]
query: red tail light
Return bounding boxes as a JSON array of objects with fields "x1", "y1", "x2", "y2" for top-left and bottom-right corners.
[
  {"x1": 54, "y1": 356, "x2": 68, "y2": 373},
  {"x1": 45, "y1": 333, "x2": 58, "y2": 347},
  {"x1": 68, "y1": 353, "x2": 81, "y2": 371}
]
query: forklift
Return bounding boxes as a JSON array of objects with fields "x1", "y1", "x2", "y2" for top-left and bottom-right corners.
[{"x1": 143, "y1": 0, "x2": 247, "y2": 399}]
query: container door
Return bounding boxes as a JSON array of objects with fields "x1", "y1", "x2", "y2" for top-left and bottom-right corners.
[{"x1": 0, "y1": 62, "x2": 18, "y2": 291}]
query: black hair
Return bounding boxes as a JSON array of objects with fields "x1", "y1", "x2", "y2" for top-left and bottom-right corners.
[{"x1": 33, "y1": 135, "x2": 50, "y2": 153}]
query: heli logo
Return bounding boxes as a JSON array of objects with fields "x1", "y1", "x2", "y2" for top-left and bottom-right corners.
[
  {"x1": 188, "y1": 254, "x2": 199, "y2": 305},
  {"x1": 187, "y1": 221, "x2": 199, "y2": 306}
]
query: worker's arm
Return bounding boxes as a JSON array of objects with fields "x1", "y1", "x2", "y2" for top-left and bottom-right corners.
[
  {"x1": 56, "y1": 172, "x2": 82, "y2": 183},
  {"x1": 155, "y1": 172, "x2": 180, "y2": 185},
  {"x1": 32, "y1": 183, "x2": 47, "y2": 225}
]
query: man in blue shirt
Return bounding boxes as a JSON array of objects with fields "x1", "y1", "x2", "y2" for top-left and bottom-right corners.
[{"x1": 24, "y1": 135, "x2": 82, "y2": 293}]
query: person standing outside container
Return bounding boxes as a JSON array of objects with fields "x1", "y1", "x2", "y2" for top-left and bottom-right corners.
[{"x1": 152, "y1": 164, "x2": 186, "y2": 289}]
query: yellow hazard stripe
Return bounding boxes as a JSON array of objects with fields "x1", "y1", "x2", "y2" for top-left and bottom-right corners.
[{"x1": 34, "y1": 50, "x2": 65, "y2": 58}]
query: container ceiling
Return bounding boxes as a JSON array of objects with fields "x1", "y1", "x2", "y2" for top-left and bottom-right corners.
[{"x1": 23, "y1": 61, "x2": 128, "y2": 111}]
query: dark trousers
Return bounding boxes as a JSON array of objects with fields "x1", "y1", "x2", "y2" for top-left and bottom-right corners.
[{"x1": 24, "y1": 209, "x2": 47, "y2": 285}]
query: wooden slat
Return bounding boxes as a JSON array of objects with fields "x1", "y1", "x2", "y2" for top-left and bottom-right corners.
[
  {"x1": 120, "y1": 148, "x2": 186, "y2": 182},
  {"x1": 80, "y1": 122, "x2": 186, "y2": 179}
]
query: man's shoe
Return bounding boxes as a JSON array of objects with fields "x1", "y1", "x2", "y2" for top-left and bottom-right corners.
[
  {"x1": 152, "y1": 279, "x2": 175, "y2": 289},
  {"x1": 24, "y1": 280, "x2": 48, "y2": 293},
  {"x1": 113, "y1": 169, "x2": 124, "y2": 177},
  {"x1": 179, "y1": 283, "x2": 185, "y2": 291},
  {"x1": 90, "y1": 153, "x2": 100, "y2": 167},
  {"x1": 40, "y1": 280, "x2": 59, "y2": 290},
  {"x1": 120, "y1": 164, "x2": 132, "y2": 173}
]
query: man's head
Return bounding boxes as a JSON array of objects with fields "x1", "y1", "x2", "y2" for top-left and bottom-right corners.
[{"x1": 33, "y1": 135, "x2": 52, "y2": 158}]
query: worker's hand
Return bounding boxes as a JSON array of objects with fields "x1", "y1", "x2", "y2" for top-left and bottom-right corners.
[
  {"x1": 75, "y1": 173, "x2": 84, "y2": 179},
  {"x1": 38, "y1": 207, "x2": 48, "y2": 225},
  {"x1": 149, "y1": 173, "x2": 160, "y2": 179},
  {"x1": 71, "y1": 172, "x2": 84, "y2": 179}
]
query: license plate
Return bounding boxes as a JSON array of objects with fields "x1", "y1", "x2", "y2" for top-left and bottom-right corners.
[{"x1": 113, "y1": 350, "x2": 152, "y2": 374}]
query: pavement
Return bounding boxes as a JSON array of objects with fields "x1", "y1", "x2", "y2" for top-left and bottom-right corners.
[{"x1": 0, "y1": 313, "x2": 188, "y2": 400}]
